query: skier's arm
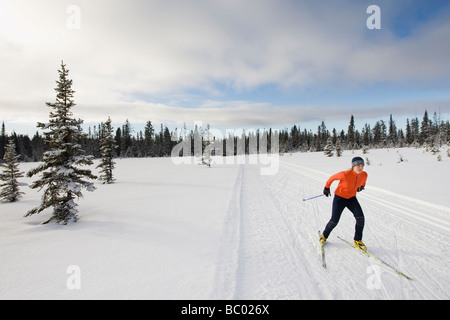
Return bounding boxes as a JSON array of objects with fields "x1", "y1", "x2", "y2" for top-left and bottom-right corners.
[
  {"x1": 325, "y1": 171, "x2": 345, "y2": 189},
  {"x1": 357, "y1": 173, "x2": 368, "y2": 192},
  {"x1": 323, "y1": 171, "x2": 344, "y2": 197},
  {"x1": 361, "y1": 172, "x2": 368, "y2": 187}
]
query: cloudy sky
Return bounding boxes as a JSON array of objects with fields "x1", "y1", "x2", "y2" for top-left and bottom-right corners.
[{"x1": 1, "y1": 0, "x2": 450, "y2": 135}]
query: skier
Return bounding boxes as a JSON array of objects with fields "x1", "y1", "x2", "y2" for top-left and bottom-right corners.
[{"x1": 319, "y1": 157, "x2": 368, "y2": 250}]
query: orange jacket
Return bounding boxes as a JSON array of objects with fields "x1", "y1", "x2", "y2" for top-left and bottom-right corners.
[{"x1": 325, "y1": 170, "x2": 368, "y2": 199}]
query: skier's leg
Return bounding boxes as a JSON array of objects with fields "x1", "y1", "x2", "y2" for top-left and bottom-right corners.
[
  {"x1": 347, "y1": 197, "x2": 365, "y2": 241},
  {"x1": 323, "y1": 195, "x2": 346, "y2": 239}
]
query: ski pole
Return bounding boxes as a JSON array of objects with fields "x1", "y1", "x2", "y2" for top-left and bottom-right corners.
[{"x1": 303, "y1": 194, "x2": 324, "y2": 202}]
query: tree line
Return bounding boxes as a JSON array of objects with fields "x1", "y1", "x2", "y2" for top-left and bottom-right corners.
[
  {"x1": 280, "y1": 111, "x2": 450, "y2": 154},
  {"x1": 2, "y1": 109, "x2": 449, "y2": 163}
]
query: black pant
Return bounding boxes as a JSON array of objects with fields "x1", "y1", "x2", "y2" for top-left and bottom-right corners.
[{"x1": 323, "y1": 195, "x2": 365, "y2": 241}]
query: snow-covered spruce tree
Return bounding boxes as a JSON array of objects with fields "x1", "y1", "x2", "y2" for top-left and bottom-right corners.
[
  {"x1": 0, "y1": 139, "x2": 26, "y2": 203},
  {"x1": 324, "y1": 137, "x2": 334, "y2": 157},
  {"x1": 96, "y1": 117, "x2": 116, "y2": 184},
  {"x1": 26, "y1": 61, "x2": 97, "y2": 224}
]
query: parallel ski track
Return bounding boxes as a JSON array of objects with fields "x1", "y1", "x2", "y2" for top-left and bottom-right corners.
[
  {"x1": 211, "y1": 165, "x2": 244, "y2": 299},
  {"x1": 232, "y1": 165, "x2": 319, "y2": 299}
]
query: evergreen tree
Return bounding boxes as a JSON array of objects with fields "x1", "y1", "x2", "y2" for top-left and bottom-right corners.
[
  {"x1": 410, "y1": 117, "x2": 420, "y2": 147},
  {"x1": 335, "y1": 138, "x2": 343, "y2": 157},
  {"x1": 163, "y1": 125, "x2": 172, "y2": 156},
  {"x1": 405, "y1": 119, "x2": 413, "y2": 145},
  {"x1": 320, "y1": 121, "x2": 328, "y2": 144},
  {"x1": 314, "y1": 123, "x2": 322, "y2": 151},
  {"x1": 120, "y1": 119, "x2": 132, "y2": 157},
  {"x1": 388, "y1": 114, "x2": 397, "y2": 147},
  {"x1": 431, "y1": 111, "x2": 440, "y2": 141},
  {"x1": 26, "y1": 61, "x2": 97, "y2": 224},
  {"x1": 0, "y1": 139, "x2": 26, "y2": 202},
  {"x1": 144, "y1": 120, "x2": 155, "y2": 157},
  {"x1": 331, "y1": 128, "x2": 337, "y2": 145},
  {"x1": 420, "y1": 110, "x2": 431, "y2": 145},
  {"x1": 114, "y1": 127, "x2": 122, "y2": 157},
  {"x1": 347, "y1": 115, "x2": 356, "y2": 149},
  {"x1": 397, "y1": 129, "x2": 405, "y2": 148},
  {"x1": 155, "y1": 124, "x2": 164, "y2": 157},
  {"x1": 362, "y1": 123, "x2": 371, "y2": 147},
  {"x1": 291, "y1": 125, "x2": 300, "y2": 151},
  {"x1": 97, "y1": 117, "x2": 116, "y2": 184},
  {"x1": 373, "y1": 120, "x2": 387, "y2": 148},
  {"x1": 324, "y1": 137, "x2": 334, "y2": 157},
  {"x1": 0, "y1": 122, "x2": 6, "y2": 162},
  {"x1": 444, "y1": 120, "x2": 450, "y2": 144}
]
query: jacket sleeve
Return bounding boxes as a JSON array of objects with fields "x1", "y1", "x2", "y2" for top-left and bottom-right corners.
[
  {"x1": 325, "y1": 171, "x2": 345, "y2": 188},
  {"x1": 361, "y1": 172, "x2": 368, "y2": 187}
]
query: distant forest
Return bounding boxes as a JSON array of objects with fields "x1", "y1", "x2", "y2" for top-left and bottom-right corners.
[{"x1": 1, "y1": 109, "x2": 449, "y2": 163}]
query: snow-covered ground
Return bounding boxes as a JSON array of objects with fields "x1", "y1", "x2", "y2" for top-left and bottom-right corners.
[{"x1": 1, "y1": 147, "x2": 449, "y2": 299}]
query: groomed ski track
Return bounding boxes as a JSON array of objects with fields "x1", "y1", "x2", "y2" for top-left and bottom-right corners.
[{"x1": 213, "y1": 158, "x2": 450, "y2": 300}]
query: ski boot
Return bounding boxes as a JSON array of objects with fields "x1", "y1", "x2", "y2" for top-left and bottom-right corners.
[
  {"x1": 319, "y1": 234, "x2": 327, "y2": 245},
  {"x1": 354, "y1": 240, "x2": 367, "y2": 251}
]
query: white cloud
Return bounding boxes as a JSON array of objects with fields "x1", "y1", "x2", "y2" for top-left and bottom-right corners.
[{"x1": 1, "y1": 0, "x2": 450, "y2": 130}]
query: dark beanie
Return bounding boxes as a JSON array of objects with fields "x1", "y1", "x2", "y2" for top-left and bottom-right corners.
[{"x1": 351, "y1": 157, "x2": 364, "y2": 167}]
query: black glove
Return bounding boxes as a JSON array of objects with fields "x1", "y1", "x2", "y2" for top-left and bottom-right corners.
[
  {"x1": 357, "y1": 186, "x2": 365, "y2": 192},
  {"x1": 323, "y1": 187, "x2": 331, "y2": 197}
]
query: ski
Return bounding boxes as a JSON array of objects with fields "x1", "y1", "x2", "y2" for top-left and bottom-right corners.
[
  {"x1": 337, "y1": 236, "x2": 413, "y2": 280},
  {"x1": 318, "y1": 231, "x2": 326, "y2": 269}
]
